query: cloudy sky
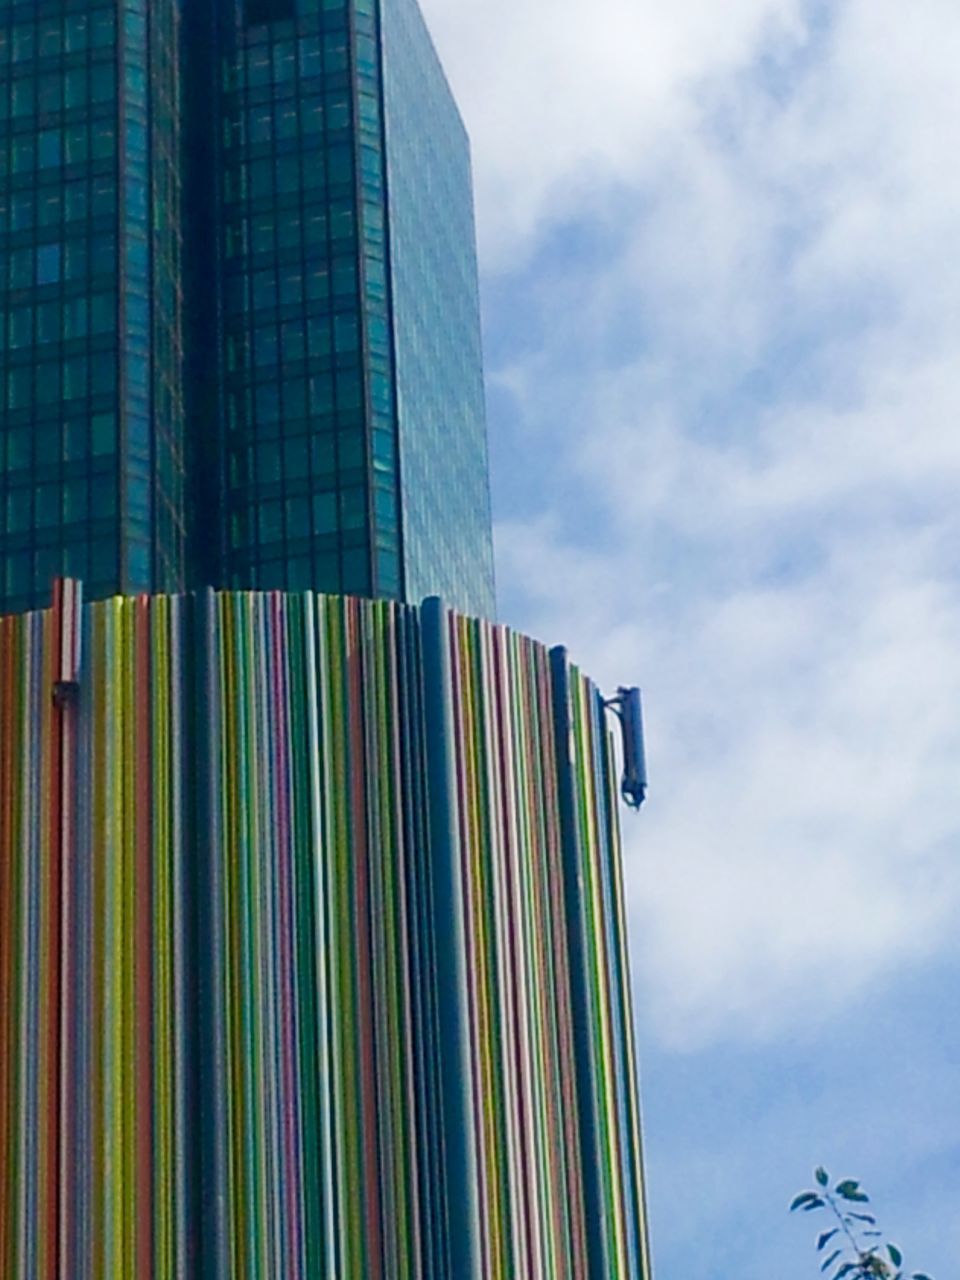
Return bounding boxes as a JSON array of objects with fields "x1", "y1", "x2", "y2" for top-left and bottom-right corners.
[{"x1": 421, "y1": 0, "x2": 960, "y2": 1274}]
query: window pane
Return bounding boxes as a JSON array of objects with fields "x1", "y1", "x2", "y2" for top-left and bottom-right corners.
[{"x1": 36, "y1": 244, "x2": 61, "y2": 285}]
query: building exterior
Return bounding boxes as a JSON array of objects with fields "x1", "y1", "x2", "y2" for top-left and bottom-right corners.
[
  {"x1": 0, "y1": 0, "x2": 495, "y2": 617},
  {"x1": 0, "y1": 5, "x2": 650, "y2": 1278},
  {"x1": 380, "y1": 0, "x2": 493, "y2": 613},
  {"x1": 0, "y1": 583, "x2": 652, "y2": 1279},
  {"x1": 0, "y1": 0, "x2": 187, "y2": 611}
]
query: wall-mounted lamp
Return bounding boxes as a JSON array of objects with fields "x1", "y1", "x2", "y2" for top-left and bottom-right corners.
[{"x1": 605, "y1": 686, "x2": 647, "y2": 811}]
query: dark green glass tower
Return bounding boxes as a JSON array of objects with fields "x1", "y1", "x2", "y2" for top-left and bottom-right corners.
[
  {"x1": 0, "y1": 0, "x2": 495, "y2": 618},
  {"x1": 0, "y1": 0, "x2": 186, "y2": 611}
]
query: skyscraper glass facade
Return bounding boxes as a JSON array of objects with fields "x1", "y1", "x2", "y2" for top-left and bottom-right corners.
[
  {"x1": 0, "y1": 0, "x2": 494, "y2": 617},
  {"x1": 0, "y1": 0, "x2": 187, "y2": 613},
  {"x1": 216, "y1": 0, "x2": 403, "y2": 599},
  {"x1": 213, "y1": 0, "x2": 494, "y2": 613},
  {"x1": 382, "y1": 0, "x2": 494, "y2": 617}
]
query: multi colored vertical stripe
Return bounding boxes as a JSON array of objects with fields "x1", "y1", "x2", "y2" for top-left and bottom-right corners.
[{"x1": 0, "y1": 585, "x2": 652, "y2": 1280}]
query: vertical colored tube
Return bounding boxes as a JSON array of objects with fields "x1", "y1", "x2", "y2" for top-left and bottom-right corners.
[
  {"x1": 193, "y1": 588, "x2": 229, "y2": 1280},
  {"x1": 420, "y1": 597, "x2": 482, "y2": 1280},
  {"x1": 549, "y1": 646, "x2": 610, "y2": 1280}
]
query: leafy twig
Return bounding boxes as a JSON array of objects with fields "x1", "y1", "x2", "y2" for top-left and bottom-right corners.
[{"x1": 789, "y1": 1168, "x2": 933, "y2": 1280}]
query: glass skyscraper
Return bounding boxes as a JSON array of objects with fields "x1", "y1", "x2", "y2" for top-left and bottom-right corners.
[
  {"x1": 0, "y1": 0, "x2": 495, "y2": 618},
  {"x1": 0, "y1": 0, "x2": 187, "y2": 610}
]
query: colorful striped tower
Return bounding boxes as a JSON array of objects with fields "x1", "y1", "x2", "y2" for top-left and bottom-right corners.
[{"x1": 0, "y1": 585, "x2": 652, "y2": 1279}]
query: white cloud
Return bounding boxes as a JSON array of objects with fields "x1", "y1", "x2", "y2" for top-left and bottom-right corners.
[
  {"x1": 421, "y1": 0, "x2": 960, "y2": 1048},
  {"x1": 421, "y1": 0, "x2": 811, "y2": 258},
  {"x1": 496, "y1": 485, "x2": 960, "y2": 1047},
  {"x1": 416, "y1": 2, "x2": 960, "y2": 1271},
  {"x1": 492, "y1": 279, "x2": 960, "y2": 1050}
]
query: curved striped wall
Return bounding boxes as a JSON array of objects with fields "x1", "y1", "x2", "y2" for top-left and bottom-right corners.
[{"x1": 0, "y1": 585, "x2": 652, "y2": 1280}]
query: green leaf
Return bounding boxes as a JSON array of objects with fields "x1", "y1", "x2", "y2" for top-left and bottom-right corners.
[
  {"x1": 804, "y1": 1197, "x2": 826, "y2": 1211},
  {"x1": 821, "y1": 1250, "x2": 842, "y2": 1272},
  {"x1": 839, "y1": 1177, "x2": 870, "y2": 1198},
  {"x1": 791, "y1": 1191, "x2": 821, "y2": 1212},
  {"x1": 816, "y1": 1166, "x2": 830, "y2": 1187},
  {"x1": 849, "y1": 1212, "x2": 877, "y2": 1224},
  {"x1": 888, "y1": 1248, "x2": 903, "y2": 1268},
  {"x1": 912, "y1": 1274, "x2": 934, "y2": 1280},
  {"x1": 819, "y1": 1229, "x2": 841, "y2": 1251},
  {"x1": 834, "y1": 1264, "x2": 858, "y2": 1279}
]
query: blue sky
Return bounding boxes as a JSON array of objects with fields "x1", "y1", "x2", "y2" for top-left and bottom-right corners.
[{"x1": 422, "y1": 0, "x2": 960, "y2": 1274}]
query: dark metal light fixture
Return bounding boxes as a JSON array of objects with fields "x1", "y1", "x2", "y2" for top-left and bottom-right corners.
[{"x1": 606, "y1": 686, "x2": 648, "y2": 810}]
